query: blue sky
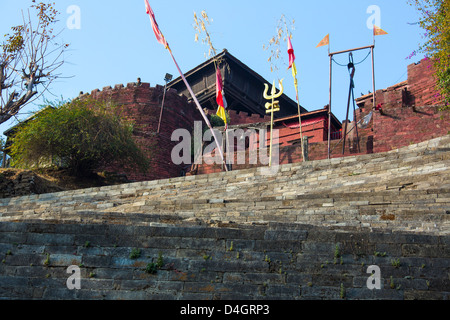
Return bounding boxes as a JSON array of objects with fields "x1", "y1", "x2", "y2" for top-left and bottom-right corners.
[{"x1": 1, "y1": 0, "x2": 426, "y2": 139}]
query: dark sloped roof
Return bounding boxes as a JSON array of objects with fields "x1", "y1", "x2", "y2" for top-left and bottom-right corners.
[{"x1": 168, "y1": 49, "x2": 308, "y2": 119}]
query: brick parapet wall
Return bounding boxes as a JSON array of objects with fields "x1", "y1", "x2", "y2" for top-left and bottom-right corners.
[
  {"x1": 86, "y1": 83, "x2": 203, "y2": 181},
  {"x1": 199, "y1": 58, "x2": 449, "y2": 173},
  {"x1": 83, "y1": 83, "x2": 273, "y2": 182},
  {"x1": 75, "y1": 57, "x2": 449, "y2": 181},
  {"x1": 227, "y1": 110, "x2": 270, "y2": 125},
  {"x1": 372, "y1": 105, "x2": 450, "y2": 153},
  {"x1": 357, "y1": 58, "x2": 443, "y2": 111},
  {"x1": 407, "y1": 58, "x2": 443, "y2": 106}
]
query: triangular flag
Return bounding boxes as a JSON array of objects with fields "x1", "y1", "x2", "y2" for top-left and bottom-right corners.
[
  {"x1": 287, "y1": 36, "x2": 296, "y2": 70},
  {"x1": 144, "y1": 0, "x2": 168, "y2": 48},
  {"x1": 373, "y1": 25, "x2": 388, "y2": 36},
  {"x1": 316, "y1": 34, "x2": 329, "y2": 48}
]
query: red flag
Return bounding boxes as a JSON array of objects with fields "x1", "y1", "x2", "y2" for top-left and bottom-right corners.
[
  {"x1": 216, "y1": 68, "x2": 228, "y2": 127},
  {"x1": 144, "y1": 0, "x2": 168, "y2": 48},
  {"x1": 216, "y1": 69, "x2": 226, "y2": 106},
  {"x1": 287, "y1": 36, "x2": 296, "y2": 69}
]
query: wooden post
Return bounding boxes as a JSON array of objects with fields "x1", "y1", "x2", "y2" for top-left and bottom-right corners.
[{"x1": 302, "y1": 136, "x2": 309, "y2": 162}]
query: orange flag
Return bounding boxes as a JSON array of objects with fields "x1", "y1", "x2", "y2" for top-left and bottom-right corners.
[
  {"x1": 316, "y1": 34, "x2": 329, "y2": 48},
  {"x1": 373, "y1": 25, "x2": 388, "y2": 36}
]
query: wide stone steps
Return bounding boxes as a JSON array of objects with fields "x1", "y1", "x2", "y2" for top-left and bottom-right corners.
[
  {"x1": 1, "y1": 187, "x2": 449, "y2": 234},
  {"x1": 1, "y1": 137, "x2": 450, "y2": 301},
  {"x1": 0, "y1": 135, "x2": 449, "y2": 234}
]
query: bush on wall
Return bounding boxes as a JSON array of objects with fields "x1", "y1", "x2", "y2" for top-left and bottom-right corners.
[{"x1": 9, "y1": 98, "x2": 149, "y2": 177}]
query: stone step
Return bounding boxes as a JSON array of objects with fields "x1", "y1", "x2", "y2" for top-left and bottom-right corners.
[
  {"x1": 1, "y1": 177, "x2": 448, "y2": 213},
  {"x1": 2, "y1": 164, "x2": 448, "y2": 214},
  {"x1": 2, "y1": 187, "x2": 448, "y2": 234},
  {"x1": 1, "y1": 150, "x2": 447, "y2": 210}
]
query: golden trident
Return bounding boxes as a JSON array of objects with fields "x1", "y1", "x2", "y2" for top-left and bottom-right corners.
[{"x1": 263, "y1": 79, "x2": 283, "y2": 167}]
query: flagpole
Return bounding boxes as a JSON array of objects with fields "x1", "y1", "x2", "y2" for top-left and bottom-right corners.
[
  {"x1": 269, "y1": 92, "x2": 274, "y2": 167},
  {"x1": 372, "y1": 26, "x2": 377, "y2": 135},
  {"x1": 372, "y1": 26, "x2": 376, "y2": 112},
  {"x1": 215, "y1": 65, "x2": 229, "y2": 171},
  {"x1": 328, "y1": 52, "x2": 332, "y2": 160},
  {"x1": 167, "y1": 47, "x2": 228, "y2": 172},
  {"x1": 293, "y1": 74, "x2": 305, "y2": 162},
  {"x1": 144, "y1": 0, "x2": 227, "y2": 171},
  {"x1": 316, "y1": 34, "x2": 332, "y2": 160},
  {"x1": 287, "y1": 37, "x2": 304, "y2": 162}
]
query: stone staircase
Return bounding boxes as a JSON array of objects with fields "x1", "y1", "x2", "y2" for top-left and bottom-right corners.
[
  {"x1": 1, "y1": 136, "x2": 449, "y2": 301},
  {"x1": 1, "y1": 135, "x2": 449, "y2": 235}
]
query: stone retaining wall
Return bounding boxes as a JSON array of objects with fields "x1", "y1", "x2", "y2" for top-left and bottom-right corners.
[
  {"x1": 0, "y1": 136, "x2": 449, "y2": 300},
  {"x1": 1, "y1": 221, "x2": 448, "y2": 300}
]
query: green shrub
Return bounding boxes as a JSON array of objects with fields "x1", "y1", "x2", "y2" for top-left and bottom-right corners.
[
  {"x1": 9, "y1": 98, "x2": 149, "y2": 176},
  {"x1": 129, "y1": 248, "x2": 141, "y2": 259},
  {"x1": 145, "y1": 262, "x2": 158, "y2": 274},
  {"x1": 409, "y1": 0, "x2": 450, "y2": 108}
]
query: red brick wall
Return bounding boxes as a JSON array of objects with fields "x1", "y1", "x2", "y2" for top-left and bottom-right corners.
[
  {"x1": 357, "y1": 58, "x2": 443, "y2": 111},
  {"x1": 407, "y1": 58, "x2": 443, "y2": 106},
  {"x1": 227, "y1": 110, "x2": 269, "y2": 125},
  {"x1": 85, "y1": 83, "x2": 273, "y2": 181},
  {"x1": 85, "y1": 57, "x2": 449, "y2": 181},
  {"x1": 194, "y1": 134, "x2": 372, "y2": 176},
  {"x1": 193, "y1": 58, "x2": 450, "y2": 176},
  {"x1": 355, "y1": 58, "x2": 449, "y2": 153},
  {"x1": 372, "y1": 105, "x2": 450, "y2": 153},
  {"x1": 275, "y1": 116, "x2": 329, "y2": 145},
  {"x1": 88, "y1": 83, "x2": 202, "y2": 181}
]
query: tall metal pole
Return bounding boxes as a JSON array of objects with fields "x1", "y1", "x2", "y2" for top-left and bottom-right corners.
[
  {"x1": 167, "y1": 47, "x2": 228, "y2": 172},
  {"x1": 327, "y1": 54, "x2": 332, "y2": 159},
  {"x1": 371, "y1": 46, "x2": 376, "y2": 134},
  {"x1": 157, "y1": 80, "x2": 168, "y2": 134},
  {"x1": 294, "y1": 79, "x2": 305, "y2": 162},
  {"x1": 352, "y1": 84, "x2": 361, "y2": 153},
  {"x1": 371, "y1": 46, "x2": 376, "y2": 110}
]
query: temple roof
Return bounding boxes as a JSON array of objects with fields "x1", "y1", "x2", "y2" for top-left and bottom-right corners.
[{"x1": 168, "y1": 49, "x2": 308, "y2": 119}]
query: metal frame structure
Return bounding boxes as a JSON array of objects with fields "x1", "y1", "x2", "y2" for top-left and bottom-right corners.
[{"x1": 327, "y1": 44, "x2": 376, "y2": 159}]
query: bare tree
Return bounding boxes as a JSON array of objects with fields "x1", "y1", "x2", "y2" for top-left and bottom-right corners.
[{"x1": 0, "y1": 1, "x2": 69, "y2": 125}]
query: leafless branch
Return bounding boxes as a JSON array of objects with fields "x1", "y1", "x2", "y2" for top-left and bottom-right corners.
[{"x1": 0, "y1": 3, "x2": 69, "y2": 125}]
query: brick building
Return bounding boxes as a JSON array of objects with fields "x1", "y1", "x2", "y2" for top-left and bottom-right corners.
[
  {"x1": 3, "y1": 49, "x2": 341, "y2": 181},
  {"x1": 194, "y1": 57, "x2": 449, "y2": 175},
  {"x1": 3, "y1": 52, "x2": 448, "y2": 181}
]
